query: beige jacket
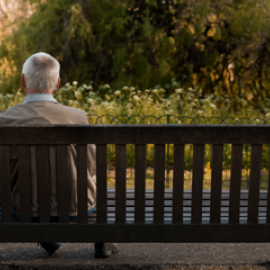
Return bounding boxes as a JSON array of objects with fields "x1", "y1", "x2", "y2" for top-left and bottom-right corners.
[{"x1": 0, "y1": 101, "x2": 96, "y2": 217}]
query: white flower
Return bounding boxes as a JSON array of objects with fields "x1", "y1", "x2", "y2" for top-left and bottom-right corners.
[
  {"x1": 197, "y1": 110, "x2": 203, "y2": 115},
  {"x1": 145, "y1": 89, "x2": 149, "y2": 93},
  {"x1": 73, "y1": 81, "x2": 78, "y2": 86},
  {"x1": 114, "y1": 90, "x2": 121, "y2": 96},
  {"x1": 83, "y1": 84, "x2": 87, "y2": 88},
  {"x1": 87, "y1": 98, "x2": 94, "y2": 104},
  {"x1": 65, "y1": 83, "x2": 70, "y2": 87},
  {"x1": 130, "y1": 87, "x2": 135, "y2": 91},
  {"x1": 188, "y1": 87, "x2": 193, "y2": 92},
  {"x1": 266, "y1": 113, "x2": 270, "y2": 117},
  {"x1": 256, "y1": 119, "x2": 260, "y2": 123},
  {"x1": 123, "y1": 86, "x2": 129, "y2": 90},
  {"x1": 235, "y1": 118, "x2": 239, "y2": 122},
  {"x1": 133, "y1": 95, "x2": 140, "y2": 101},
  {"x1": 152, "y1": 89, "x2": 159, "y2": 94},
  {"x1": 159, "y1": 88, "x2": 165, "y2": 93},
  {"x1": 210, "y1": 103, "x2": 216, "y2": 108},
  {"x1": 104, "y1": 84, "x2": 110, "y2": 89},
  {"x1": 175, "y1": 88, "x2": 182, "y2": 94}
]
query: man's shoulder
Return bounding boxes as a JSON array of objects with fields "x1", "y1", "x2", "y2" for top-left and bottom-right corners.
[
  {"x1": 5, "y1": 101, "x2": 86, "y2": 116},
  {"x1": 50, "y1": 102, "x2": 87, "y2": 116},
  {"x1": 0, "y1": 101, "x2": 88, "y2": 125}
]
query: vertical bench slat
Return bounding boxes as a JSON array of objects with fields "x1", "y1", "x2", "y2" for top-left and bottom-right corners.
[
  {"x1": 57, "y1": 145, "x2": 69, "y2": 223},
  {"x1": 173, "y1": 144, "x2": 184, "y2": 224},
  {"x1": 135, "y1": 144, "x2": 146, "y2": 224},
  {"x1": 154, "y1": 144, "x2": 165, "y2": 224},
  {"x1": 18, "y1": 145, "x2": 31, "y2": 223},
  {"x1": 248, "y1": 144, "x2": 262, "y2": 224},
  {"x1": 0, "y1": 145, "x2": 11, "y2": 222},
  {"x1": 96, "y1": 144, "x2": 107, "y2": 224},
  {"x1": 76, "y1": 144, "x2": 88, "y2": 224},
  {"x1": 192, "y1": 144, "x2": 204, "y2": 224},
  {"x1": 115, "y1": 144, "x2": 126, "y2": 223},
  {"x1": 229, "y1": 144, "x2": 243, "y2": 224},
  {"x1": 267, "y1": 147, "x2": 270, "y2": 223},
  {"x1": 36, "y1": 145, "x2": 50, "y2": 223},
  {"x1": 210, "y1": 144, "x2": 223, "y2": 224}
]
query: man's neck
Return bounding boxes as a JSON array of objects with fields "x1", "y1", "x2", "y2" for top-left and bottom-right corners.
[{"x1": 25, "y1": 89, "x2": 53, "y2": 96}]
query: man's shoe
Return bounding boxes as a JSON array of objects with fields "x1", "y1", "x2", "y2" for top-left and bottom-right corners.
[
  {"x1": 111, "y1": 243, "x2": 120, "y2": 253},
  {"x1": 94, "y1": 243, "x2": 119, "y2": 258},
  {"x1": 39, "y1": 243, "x2": 61, "y2": 255}
]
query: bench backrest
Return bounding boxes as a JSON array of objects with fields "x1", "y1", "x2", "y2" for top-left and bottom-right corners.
[{"x1": 0, "y1": 125, "x2": 269, "y2": 225}]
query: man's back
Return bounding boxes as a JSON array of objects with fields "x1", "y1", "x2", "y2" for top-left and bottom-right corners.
[
  {"x1": 0, "y1": 101, "x2": 88, "y2": 125},
  {"x1": 0, "y1": 101, "x2": 96, "y2": 218}
]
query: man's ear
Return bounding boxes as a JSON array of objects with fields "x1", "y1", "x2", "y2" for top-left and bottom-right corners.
[
  {"x1": 21, "y1": 73, "x2": 26, "y2": 88},
  {"x1": 53, "y1": 77, "x2": 61, "y2": 93}
]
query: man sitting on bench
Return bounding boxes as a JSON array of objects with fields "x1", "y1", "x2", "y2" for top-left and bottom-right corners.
[{"x1": 0, "y1": 52, "x2": 119, "y2": 258}]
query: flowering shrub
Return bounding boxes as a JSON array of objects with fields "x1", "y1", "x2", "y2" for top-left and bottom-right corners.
[
  {"x1": 1, "y1": 82, "x2": 269, "y2": 122},
  {"x1": 52, "y1": 82, "x2": 270, "y2": 124},
  {"x1": 1, "y1": 82, "x2": 270, "y2": 188}
]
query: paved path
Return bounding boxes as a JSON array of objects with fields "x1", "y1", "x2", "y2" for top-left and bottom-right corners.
[{"x1": 0, "y1": 243, "x2": 270, "y2": 269}]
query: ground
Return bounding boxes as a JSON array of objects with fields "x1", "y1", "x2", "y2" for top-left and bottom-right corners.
[{"x1": 0, "y1": 243, "x2": 270, "y2": 269}]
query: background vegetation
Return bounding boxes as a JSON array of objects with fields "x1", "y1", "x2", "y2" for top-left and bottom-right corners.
[{"x1": 1, "y1": 0, "x2": 270, "y2": 111}]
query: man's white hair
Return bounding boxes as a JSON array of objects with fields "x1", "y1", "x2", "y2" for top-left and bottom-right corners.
[{"x1": 22, "y1": 52, "x2": 60, "y2": 92}]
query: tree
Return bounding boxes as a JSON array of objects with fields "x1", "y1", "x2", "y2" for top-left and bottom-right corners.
[{"x1": 1, "y1": 0, "x2": 270, "y2": 109}]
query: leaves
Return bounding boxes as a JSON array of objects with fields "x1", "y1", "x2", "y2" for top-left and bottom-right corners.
[{"x1": 1, "y1": 0, "x2": 270, "y2": 108}]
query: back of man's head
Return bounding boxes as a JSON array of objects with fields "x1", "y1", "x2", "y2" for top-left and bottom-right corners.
[{"x1": 22, "y1": 52, "x2": 60, "y2": 92}]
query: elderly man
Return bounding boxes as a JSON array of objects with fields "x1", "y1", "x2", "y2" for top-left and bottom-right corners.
[{"x1": 0, "y1": 52, "x2": 118, "y2": 258}]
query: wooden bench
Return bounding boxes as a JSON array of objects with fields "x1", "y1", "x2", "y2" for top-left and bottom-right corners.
[{"x1": 0, "y1": 125, "x2": 270, "y2": 243}]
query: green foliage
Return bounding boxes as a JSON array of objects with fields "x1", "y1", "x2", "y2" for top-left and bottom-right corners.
[{"x1": 1, "y1": 0, "x2": 270, "y2": 108}]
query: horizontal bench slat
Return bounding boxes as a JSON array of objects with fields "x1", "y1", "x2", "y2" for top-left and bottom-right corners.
[
  {"x1": 1, "y1": 224, "x2": 270, "y2": 243},
  {"x1": 1, "y1": 125, "x2": 270, "y2": 144}
]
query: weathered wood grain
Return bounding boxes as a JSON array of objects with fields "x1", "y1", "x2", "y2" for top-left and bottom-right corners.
[
  {"x1": 135, "y1": 144, "x2": 146, "y2": 224},
  {"x1": 248, "y1": 144, "x2": 263, "y2": 224},
  {"x1": 229, "y1": 144, "x2": 243, "y2": 224},
  {"x1": 115, "y1": 145, "x2": 126, "y2": 223},
  {"x1": 0, "y1": 145, "x2": 11, "y2": 222},
  {"x1": 18, "y1": 145, "x2": 31, "y2": 223},
  {"x1": 76, "y1": 144, "x2": 88, "y2": 224},
  {"x1": 1, "y1": 223, "x2": 270, "y2": 243},
  {"x1": 210, "y1": 144, "x2": 223, "y2": 224},
  {"x1": 37, "y1": 145, "x2": 50, "y2": 223},
  {"x1": 192, "y1": 145, "x2": 205, "y2": 224},
  {"x1": 96, "y1": 144, "x2": 107, "y2": 224},
  {"x1": 1, "y1": 125, "x2": 270, "y2": 144},
  {"x1": 173, "y1": 144, "x2": 184, "y2": 224},
  {"x1": 154, "y1": 144, "x2": 165, "y2": 224},
  {"x1": 57, "y1": 145, "x2": 69, "y2": 223}
]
